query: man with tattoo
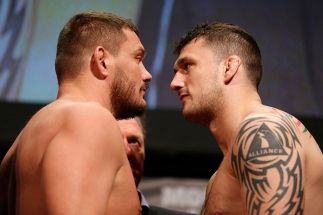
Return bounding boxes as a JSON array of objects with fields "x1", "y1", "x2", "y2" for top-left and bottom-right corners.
[
  {"x1": 0, "y1": 11, "x2": 152, "y2": 214},
  {"x1": 170, "y1": 22, "x2": 323, "y2": 215}
]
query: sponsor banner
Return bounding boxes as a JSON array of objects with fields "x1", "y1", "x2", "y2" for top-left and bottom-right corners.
[{"x1": 138, "y1": 177, "x2": 208, "y2": 214}]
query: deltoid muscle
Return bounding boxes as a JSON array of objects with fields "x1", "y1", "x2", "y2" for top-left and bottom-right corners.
[{"x1": 231, "y1": 112, "x2": 304, "y2": 215}]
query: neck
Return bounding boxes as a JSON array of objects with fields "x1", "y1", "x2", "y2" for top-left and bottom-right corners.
[
  {"x1": 208, "y1": 88, "x2": 263, "y2": 156},
  {"x1": 56, "y1": 79, "x2": 112, "y2": 111}
]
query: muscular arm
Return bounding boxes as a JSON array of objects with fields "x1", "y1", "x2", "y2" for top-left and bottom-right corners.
[
  {"x1": 231, "y1": 110, "x2": 305, "y2": 215},
  {"x1": 41, "y1": 105, "x2": 125, "y2": 214}
]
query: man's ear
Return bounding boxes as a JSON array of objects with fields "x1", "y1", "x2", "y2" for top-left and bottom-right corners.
[
  {"x1": 223, "y1": 55, "x2": 241, "y2": 84},
  {"x1": 93, "y1": 46, "x2": 109, "y2": 78}
]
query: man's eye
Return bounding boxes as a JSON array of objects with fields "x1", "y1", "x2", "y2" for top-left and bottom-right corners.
[
  {"x1": 136, "y1": 57, "x2": 142, "y2": 62},
  {"x1": 129, "y1": 139, "x2": 139, "y2": 145},
  {"x1": 184, "y1": 63, "x2": 192, "y2": 69}
]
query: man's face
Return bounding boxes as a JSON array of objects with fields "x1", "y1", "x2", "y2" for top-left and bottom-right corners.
[
  {"x1": 170, "y1": 38, "x2": 224, "y2": 125},
  {"x1": 118, "y1": 118, "x2": 145, "y2": 187},
  {"x1": 110, "y1": 28, "x2": 152, "y2": 120}
]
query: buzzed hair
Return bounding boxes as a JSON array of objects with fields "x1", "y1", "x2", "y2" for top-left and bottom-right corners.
[
  {"x1": 55, "y1": 11, "x2": 139, "y2": 85},
  {"x1": 173, "y1": 22, "x2": 263, "y2": 89}
]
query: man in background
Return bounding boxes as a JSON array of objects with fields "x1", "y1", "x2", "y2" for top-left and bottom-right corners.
[
  {"x1": 0, "y1": 11, "x2": 151, "y2": 215},
  {"x1": 170, "y1": 22, "x2": 323, "y2": 214},
  {"x1": 118, "y1": 116, "x2": 196, "y2": 215}
]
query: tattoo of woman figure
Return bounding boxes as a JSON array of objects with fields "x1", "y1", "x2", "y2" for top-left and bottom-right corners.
[{"x1": 231, "y1": 113, "x2": 304, "y2": 215}]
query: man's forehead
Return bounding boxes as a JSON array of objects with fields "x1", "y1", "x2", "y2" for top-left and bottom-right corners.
[
  {"x1": 175, "y1": 38, "x2": 208, "y2": 62},
  {"x1": 118, "y1": 118, "x2": 139, "y2": 127},
  {"x1": 122, "y1": 28, "x2": 141, "y2": 43},
  {"x1": 181, "y1": 37, "x2": 208, "y2": 53},
  {"x1": 118, "y1": 119, "x2": 143, "y2": 134},
  {"x1": 120, "y1": 29, "x2": 145, "y2": 55}
]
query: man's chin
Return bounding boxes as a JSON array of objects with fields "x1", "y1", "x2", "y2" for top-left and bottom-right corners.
[
  {"x1": 183, "y1": 107, "x2": 214, "y2": 125},
  {"x1": 182, "y1": 107, "x2": 192, "y2": 120},
  {"x1": 115, "y1": 103, "x2": 147, "y2": 120},
  {"x1": 183, "y1": 111, "x2": 195, "y2": 123},
  {"x1": 183, "y1": 107, "x2": 201, "y2": 124},
  {"x1": 131, "y1": 104, "x2": 146, "y2": 117}
]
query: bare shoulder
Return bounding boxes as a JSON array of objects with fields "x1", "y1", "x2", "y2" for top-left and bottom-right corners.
[
  {"x1": 48, "y1": 101, "x2": 123, "y2": 156},
  {"x1": 230, "y1": 107, "x2": 306, "y2": 214},
  {"x1": 40, "y1": 102, "x2": 126, "y2": 213},
  {"x1": 231, "y1": 107, "x2": 306, "y2": 176},
  {"x1": 231, "y1": 107, "x2": 321, "y2": 157},
  {"x1": 24, "y1": 101, "x2": 122, "y2": 151},
  {"x1": 231, "y1": 107, "x2": 306, "y2": 156},
  {"x1": 46, "y1": 101, "x2": 124, "y2": 156},
  {"x1": 60, "y1": 102, "x2": 117, "y2": 128}
]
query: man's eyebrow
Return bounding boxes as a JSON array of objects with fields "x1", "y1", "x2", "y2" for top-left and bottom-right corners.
[
  {"x1": 134, "y1": 47, "x2": 146, "y2": 58},
  {"x1": 173, "y1": 57, "x2": 189, "y2": 73},
  {"x1": 177, "y1": 57, "x2": 188, "y2": 65}
]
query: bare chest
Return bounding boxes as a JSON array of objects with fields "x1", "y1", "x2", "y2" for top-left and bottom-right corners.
[
  {"x1": 202, "y1": 160, "x2": 244, "y2": 215},
  {"x1": 107, "y1": 163, "x2": 141, "y2": 215}
]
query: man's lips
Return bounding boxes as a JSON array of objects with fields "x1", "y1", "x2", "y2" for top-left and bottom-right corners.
[
  {"x1": 140, "y1": 83, "x2": 149, "y2": 92},
  {"x1": 179, "y1": 94, "x2": 189, "y2": 101},
  {"x1": 140, "y1": 83, "x2": 149, "y2": 96}
]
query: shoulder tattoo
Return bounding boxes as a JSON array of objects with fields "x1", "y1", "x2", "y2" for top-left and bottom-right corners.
[{"x1": 231, "y1": 110, "x2": 304, "y2": 215}]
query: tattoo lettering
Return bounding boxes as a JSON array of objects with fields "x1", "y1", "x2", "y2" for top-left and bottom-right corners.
[
  {"x1": 231, "y1": 112, "x2": 304, "y2": 215},
  {"x1": 246, "y1": 123, "x2": 288, "y2": 160}
]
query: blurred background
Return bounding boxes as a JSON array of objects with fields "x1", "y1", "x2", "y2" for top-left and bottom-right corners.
[{"x1": 0, "y1": 0, "x2": 322, "y2": 213}]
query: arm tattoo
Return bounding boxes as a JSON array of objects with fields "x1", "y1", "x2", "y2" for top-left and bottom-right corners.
[{"x1": 231, "y1": 111, "x2": 304, "y2": 215}]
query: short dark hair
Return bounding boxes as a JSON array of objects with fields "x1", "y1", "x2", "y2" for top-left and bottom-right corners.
[
  {"x1": 134, "y1": 115, "x2": 146, "y2": 141},
  {"x1": 173, "y1": 22, "x2": 263, "y2": 89},
  {"x1": 55, "y1": 11, "x2": 139, "y2": 85}
]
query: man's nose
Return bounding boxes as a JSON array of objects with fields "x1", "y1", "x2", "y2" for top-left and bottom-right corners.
[
  {"x1": 142, "y1": 65, "x2": 152, "y2": 83},
  {"x1": 170, "y1": 73, "x2": 184, "y2": 91}
]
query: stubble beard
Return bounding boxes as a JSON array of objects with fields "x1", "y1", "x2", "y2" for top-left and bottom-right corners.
[
  {"x1": 110, "y1": 66, "x2": 147, "y2": 120},
  {"x1": 183, "y1": 73, "x2": 224, "y2": 126}
]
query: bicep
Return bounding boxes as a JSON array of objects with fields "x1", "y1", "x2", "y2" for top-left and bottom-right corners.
[
  {"x1": 231, "y1": 116, "x2": 305, "y2": 215},
  {"x1": 41, "y1": 116, "x2": 124, "y2": 214}
]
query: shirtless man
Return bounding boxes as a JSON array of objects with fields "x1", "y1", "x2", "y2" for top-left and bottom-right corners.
[
  {"x1": 170, "y1": 22, "x2": 323, "y2": 215},
  {"x1": 0, "y1": 11, "x2": 152, "y2": 215}
]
